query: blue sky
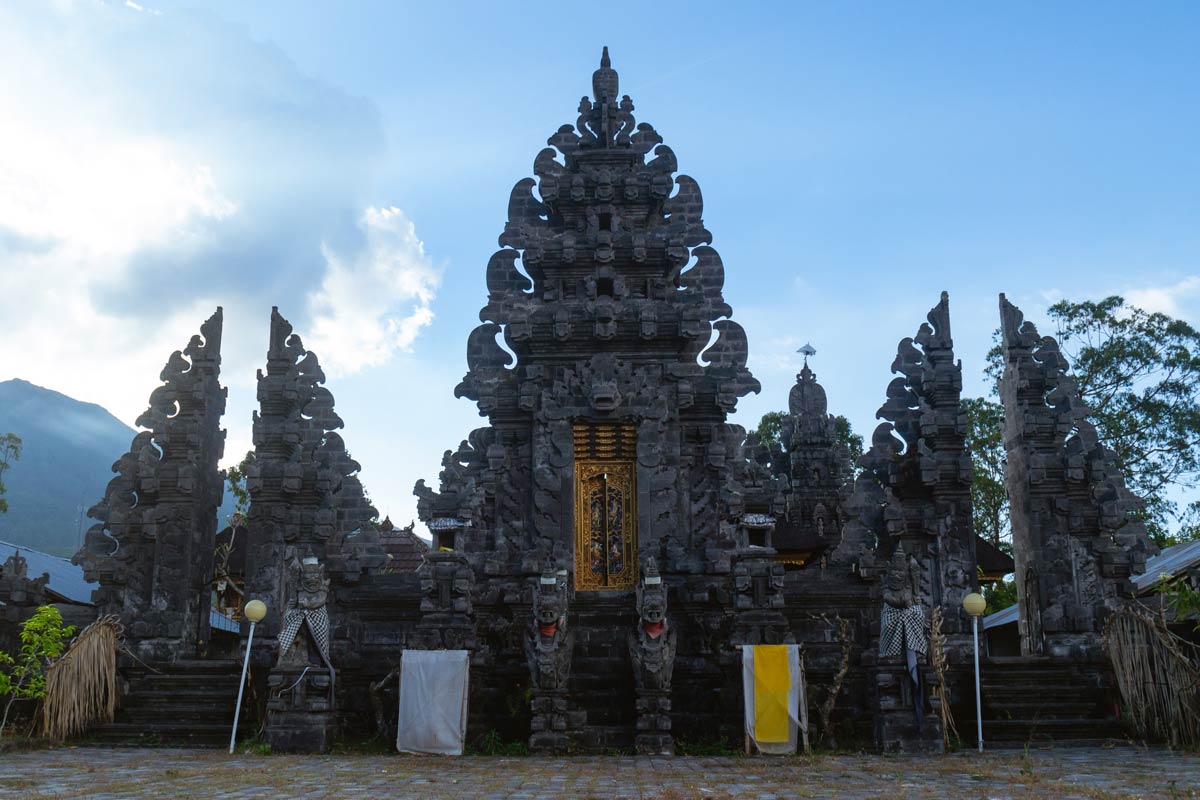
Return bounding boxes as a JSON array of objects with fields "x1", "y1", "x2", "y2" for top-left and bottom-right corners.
[{"x1": 1, "y1": 1, "x2": 1197, "y2": 532}]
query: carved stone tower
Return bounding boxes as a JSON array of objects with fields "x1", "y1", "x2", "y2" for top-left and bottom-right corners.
[
  {"x1": 999, "y1": 295, "x2": 1157, "y2": 658},
  {"x1": 75, "y1": 309, "x2": 227, "y2": 662},
  {"x1": 415, "y1": 48, "x2": 761, "y2": 750},
  {"x1": 244, "y1": 308, "x2": 384, "y2": 641}
]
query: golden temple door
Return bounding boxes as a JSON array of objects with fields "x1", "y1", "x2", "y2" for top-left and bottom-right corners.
[{"x1": 573, "y1": 424, "x2": 637, "y2": 592}]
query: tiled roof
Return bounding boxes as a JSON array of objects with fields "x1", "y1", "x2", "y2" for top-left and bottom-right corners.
[{"x1": 380, "y1": 524, "x2": 431, "y2": 573}]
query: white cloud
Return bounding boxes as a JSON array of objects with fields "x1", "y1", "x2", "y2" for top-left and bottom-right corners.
[
  {"x1": 1125, "y1": 275, "x2": 1200, "y2": 317},
  {"x1": 308, "y1": 207, "x2": 440, "y2": 375},
  {"x1": 0, "y1": 3, "x2": 436, "y2": 475}
]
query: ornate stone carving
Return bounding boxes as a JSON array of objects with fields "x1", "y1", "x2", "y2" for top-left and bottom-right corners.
[
  {"x1": 414, "y1": 49, "x2": 765, "y2": 748},
  {"x1": 832, "y1": 294, "x2": 977, "y2": 643},
  {"x1": 412, "y1": 532, "x2": 477, "y2": 651},
  {"x1": 873, "y1": 544, "x2": 943, "y2": 753},
  {"x1": 998, "y1": 294, "x2": 1158, "y2": 658},
  {"x1": 73, "y1": 308, "x2": 226, "y2": 662},
  {"x1": 628, "y1": 557, "x2": 677, "y2": 754},
  {"x1": 524, "y1": 565, "x2": 574, "y2": 753},
  {"x1": 244, "y1": 308, "x2": 384, "y2": 637},
  {"x1": 267, "y1": 550, "x2": 336, "y2": 753}
]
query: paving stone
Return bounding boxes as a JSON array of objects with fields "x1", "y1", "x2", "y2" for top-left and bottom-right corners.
[{"x1": 0, "y1": 746, "x2": 1197, "y2": 799}]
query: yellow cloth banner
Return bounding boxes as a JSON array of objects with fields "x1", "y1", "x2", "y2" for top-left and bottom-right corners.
[{"x1": 752, "y1": 645, "x2": 790, "y2": 743}]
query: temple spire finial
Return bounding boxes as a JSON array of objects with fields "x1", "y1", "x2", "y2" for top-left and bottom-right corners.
[{"x1": 592, "y1": 46, "x2": 618, "y2": 102}]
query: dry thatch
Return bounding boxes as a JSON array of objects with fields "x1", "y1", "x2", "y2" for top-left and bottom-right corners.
[
  {"x1": 1103, "y1": 603, "x2": 1200, "y2": 748},
  {"x1": 40, "y1": 615, "x2": 122, "y2": 740},
  {"x1": 815, "y1": 614, "x2": 852, "y2": 749},
  {"x1": 929, "y1": 606, "x2": 958, "y2": 749}
]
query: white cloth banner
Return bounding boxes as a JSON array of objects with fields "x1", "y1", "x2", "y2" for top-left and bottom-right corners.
[
  {"x1": 741, "y1": 644, "x2": 807, "y2": 755},
  {"x1": 396, "y1": 649, "x2": 470, "y2": 756}
]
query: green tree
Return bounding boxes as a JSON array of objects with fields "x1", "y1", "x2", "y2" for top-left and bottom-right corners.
[
  {"x1": 753, "y1": 411, "x2": 789, "y2": 447},
  {"x1": 983, "y1": 577, "x2": 1018, "y2": 616},
  {"x1": 987, "y1": 296, "x2": 1200, "y2": 546},
  {"x1": 1157, "y1": 573, "x2": 1200, "y2": 633},
  {"x1": 0, "y1": 433, "x2": 22, "y2": 514},
  {"x1": 753, "y1": 411, "x2": 863, "y2": 475},
  {"x1": 224, "y1": 450, "x2": 255, "y2": 520},
  {"x1": 962, "y1": 398, "x2": 1009, "y2": 553},
  {"x1": 0, "y1": 605, "x2": 75, "y2": 736}
]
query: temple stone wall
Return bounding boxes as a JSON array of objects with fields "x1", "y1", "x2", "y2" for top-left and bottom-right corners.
[{"x1": 76, "y1": 50, "x2": 1164, "y2": 754}]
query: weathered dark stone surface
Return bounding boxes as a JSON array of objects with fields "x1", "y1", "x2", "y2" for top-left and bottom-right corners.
[
  {"x1": 525, "y1": 565, "x2": 575, "y2": 752},
  {"x1": 824, "y1": 293, "x2": 978, "y2": 751},
  {"x1": 627, "y1": 558, "x2": 676, "y2": 755},
  {"x1": 77, "y1": 52, "x2": 1163, "y2": 755},
  {"x1": 243, "y1": 308, "x2": 386, "y2": 637},
  {"x1": 998, "y1": 294, "x2": 1158, "y2": 659},
  {"x1": 266, "y1": 553, "x2": 337, "y2": 753},
  {"x1": 74, "y1": 308, "x2": 227, "y2": 662},
  {"x1": 413, "y1": 48, "x2": 768, "y2": 750}
]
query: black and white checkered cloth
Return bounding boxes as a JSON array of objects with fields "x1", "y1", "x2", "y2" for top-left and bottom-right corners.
[
  {"x1": 278, "y1": 606, "x2": 332, "y2": 666},
  {"x1": 878, "y1": 604, "x2": 928, "y2": 658}
]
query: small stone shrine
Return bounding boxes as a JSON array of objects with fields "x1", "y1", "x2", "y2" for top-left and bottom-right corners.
[{"x1": 72, "y1": 49, "x2": 1152, "y2": 754}]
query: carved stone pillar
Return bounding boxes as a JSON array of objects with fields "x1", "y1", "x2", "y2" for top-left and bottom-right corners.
[
  {"x1": 524, "y1": 566, "x2": 575, "y2": 753},
  {"x1": 411, "y1": 525, "x2": 477, "y2": 651},
  {"x1": 266, "y1": 553, "x2": 336, "y2": 753},
  {"x1": 628, "y1": 558, "x2": 676, "y2": 755}
]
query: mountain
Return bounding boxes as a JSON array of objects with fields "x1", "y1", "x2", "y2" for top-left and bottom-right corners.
[{"x1": 0, "y1": 379, "x2": 235, "y2": 557}]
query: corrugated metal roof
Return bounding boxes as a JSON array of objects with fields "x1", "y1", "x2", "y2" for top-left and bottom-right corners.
[
  {"x1": 983, "y1": 603, "x2": 1019, "y2": 630},
  {"x1": 0, "y1": 539, "x2": 96, "y2": 605},
  {"x1": 984, "y1": 540, "x2": 1200, "y2": 629},
  {"x1": 210, "y1": 608, "x2": 240, "y2": 633},
  {"x1": 1135, "y1": 539, "x2": 1200, "y2": 594}
]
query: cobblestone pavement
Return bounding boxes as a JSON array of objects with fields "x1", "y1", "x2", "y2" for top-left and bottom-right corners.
[{"x1": 0, "y1": 745, "x2": 1196, "y2": 799}]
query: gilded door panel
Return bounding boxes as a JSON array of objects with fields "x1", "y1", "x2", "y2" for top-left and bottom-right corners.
[{"x1": 574, "y1": 460, "x2": 636, "y2": 591}]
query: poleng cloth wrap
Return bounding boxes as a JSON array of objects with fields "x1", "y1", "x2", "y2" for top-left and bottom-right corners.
[
  {"x1": 878, "y1": 604, "x2": 928, "y2": 659},
  {"x1": 278, "y1": 606, "x2": 333, "y2": 671}
]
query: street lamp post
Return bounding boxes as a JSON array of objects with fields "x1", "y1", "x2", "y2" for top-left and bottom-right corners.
[
  {"x1": 962, "y1": 592, "x2": 987, "y2": 753},
  {"x1": 229, "y1": 599, "x2": 267, "y2": 755}
]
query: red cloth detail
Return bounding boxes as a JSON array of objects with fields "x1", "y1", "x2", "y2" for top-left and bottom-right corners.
[
  {"x1": 538, "y1": 622, "x2": 558, "y2": 638},
  {"x1": 643, "y1": 621, "x2": 665, "y2": 639}
]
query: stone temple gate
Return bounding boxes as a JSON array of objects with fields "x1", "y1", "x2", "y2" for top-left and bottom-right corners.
[{"x1": 63, "y1": 49, "x2": 1156, "y2": 754}]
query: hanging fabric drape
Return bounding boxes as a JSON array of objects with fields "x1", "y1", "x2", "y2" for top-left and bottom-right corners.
[
  {"x1": 396, "y1": 650, "x2": 470, "y2": 755},
  {"x1": 741, "y1": 644, "x2": 808, "y2": 754}
]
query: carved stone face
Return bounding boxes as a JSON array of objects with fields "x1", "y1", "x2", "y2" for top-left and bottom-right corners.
[
  {"x1": 534, "y1": 578, "x2": 566, "y2": 627},
  {"x1": 300, "y1": 562, "x2": 324, "y2": 594},
  {"x1": 639, "y1": 584, "x2": 667, "y2": 624},
  {"x1": 590, "y1": 378, "x2": 621, "y2": 411}
]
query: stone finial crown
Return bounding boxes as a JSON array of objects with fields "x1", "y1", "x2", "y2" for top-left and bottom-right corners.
[{"x1": 593, "y1": 46, "x2": 618, "y2": 102}]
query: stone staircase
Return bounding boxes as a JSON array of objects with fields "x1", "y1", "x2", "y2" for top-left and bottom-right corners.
[
  {"x1": 567, "y1": 599, "x2": 638, "y2": 752},
  {"x1": 971, "y1": 657, "x2": 1127, "y2": 747},
  {"x1": 87, "y1": 659, "x2": 256, "y2": 748}
]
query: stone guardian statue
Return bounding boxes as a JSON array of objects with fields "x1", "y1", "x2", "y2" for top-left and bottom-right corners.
[
  {"x1": 628, "y1": 557, "x2": 676, "y2": 754},
  {"x1": 525, "y1": 564, "x2": 574, "y2": 753},
  {"x1": 878, "y1": 544, "x2": 929, "y2": 724}
]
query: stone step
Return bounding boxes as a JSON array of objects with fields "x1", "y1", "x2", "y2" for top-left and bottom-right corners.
[
  {"x1": 568, "y1": 723, "x2": 635, "y2": 752},
  {"x1": 983, "y1": 721, "x2": 1123, "y2": 739},
  {"x1": 87, "y1": 720, "x2": 252, "y2": 748},
  {"x1": 124, "y1": 660, "x2": 243, "y2": 676},
  {"x1": 84, "y1": 660, "x2": 251, "y2": 747}
]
